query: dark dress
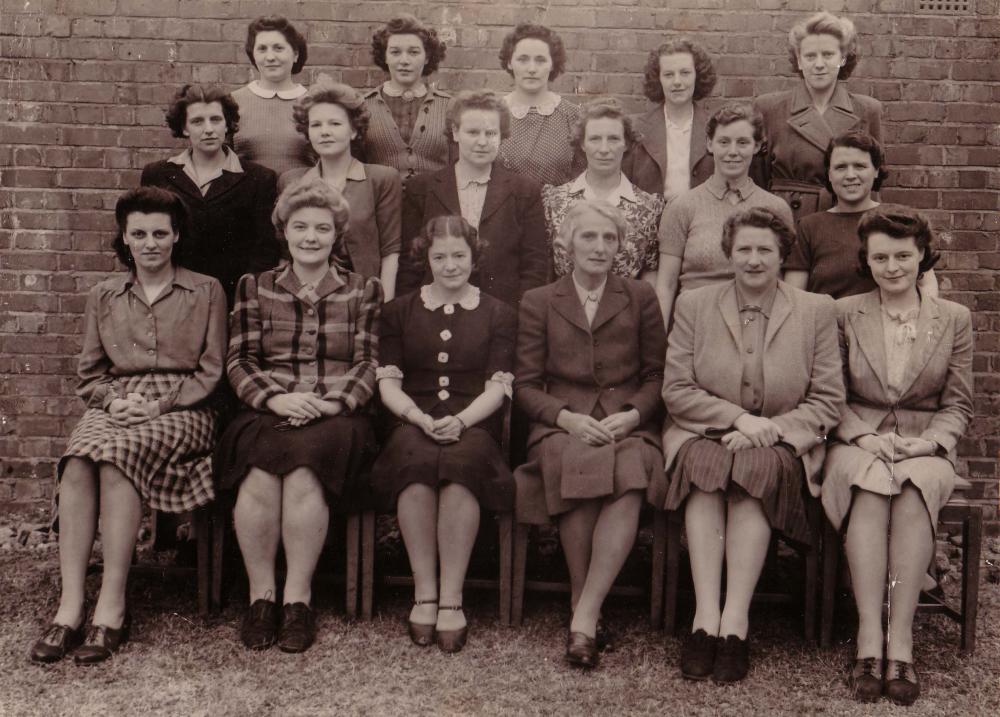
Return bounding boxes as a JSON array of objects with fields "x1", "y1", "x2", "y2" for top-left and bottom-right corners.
[
  {"x1": 785, "y1": 210, "x2": 876, "y2": 299},
  {"x1": 369, "y1": 287, "x2": 516, "y2": 512}
]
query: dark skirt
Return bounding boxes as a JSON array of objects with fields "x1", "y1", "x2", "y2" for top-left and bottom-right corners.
[
  {"x1": 369, "y1": 425, "x2": 513, "y2": 512},
  {"x1": 663, "y1": 437, "x2": 812, "y2": 546},
  {"x1": 214, "y1": 410, "x2": 374, "y2": 506}
]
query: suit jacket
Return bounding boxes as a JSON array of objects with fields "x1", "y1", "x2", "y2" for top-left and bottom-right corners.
[
  {"x1": 397, "y1": 163, "x2": 550, "y2": 307},
  {"x1": 831, "y1": 290, "x2": 973, "y2": 464},
  {"x1": 752, "y1": 82, "x2": 882, "y2": 218},
  {"x1": 141, "y1": 158, "x2": 279, "y2": 305},
  {"x1": 514, "y1": 274, "x2": 666, "y2": 450},
  {"x1": 622, "y1": 103, "x2": 713, "y2": 197},
  {"x1": 660, "y1": 280, "x2": 844, "y2": 496}
]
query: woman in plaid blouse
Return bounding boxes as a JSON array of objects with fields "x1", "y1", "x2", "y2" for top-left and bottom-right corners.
[{"x1": 215, "y1": 178, "x2": 382, "y2": 654}]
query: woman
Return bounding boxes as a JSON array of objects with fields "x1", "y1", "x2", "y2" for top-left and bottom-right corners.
[
  {"x1": 822, "y1": 206, "x2": 971, "y2": 706},
  {"x1": 623, "y1": 38, "x2": 716, "y2": 201},
  {"x1": 544, "y1": 98, "x2": 665, "y2": 284},
  {"x1": 784, "y1": 131, "x2": 938, "y2": 299},
  {"x1": 371, "y1": 216, "x2": 517, "y2": 653},
  {"x1": 231, "y1": 15, "x2": 311, "y2": 175},
  {"x1": 29, "y1": 187, "x2": 226, "y2": 664},
  {"x1": 141, "y1": 84, "x2": 279, "y2": 305},
  {"x1": 514, "y1": 200, "x2": 667, "y2": 669},
  {"x1": 214, "y1": 179, "x2": 381, "y2": 654},
  {"x1": 497, "y1": 23, "x2": 584, "y2": 187},
  {"x1": 397, "y1": 90, "x2": 549, "y2": 308},
  {"x1": 753, "y1": 11, "x2": 882, "y2": 220},
  {"x1": 279, "y1": 80, "x2": 403, "y2": 299},
  {"x1": 363, "y1": 14, "x2": 452, "y2": 185},
  {"x1": 650, "y1": 207, "x2": 843, "y2": 683},
  {"x1": 656, "y1": 104, "x2": 792, "y2": 329}
]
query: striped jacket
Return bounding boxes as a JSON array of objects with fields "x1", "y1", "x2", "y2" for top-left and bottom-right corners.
[{"x1": 227, "y1": 264, "x2": 382, "y2": 413}]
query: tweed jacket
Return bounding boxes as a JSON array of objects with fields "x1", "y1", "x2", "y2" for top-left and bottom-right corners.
[
  {"x1": 752, "y1": 82, "x2": 882, "y2": 217},
  {"x1": 514, "y1": 274, "x2": 667, "y2": 450},
  {"x1": 661, "y1": 280, "x2": 844, "y2": 495},
  {"x1": 622, "y1": 103, "x2": 713, "y2": 197},
  {"x1": 397, "y1": 163, "x2": 550, "y2": 307},
  {"x1": 831, "y1": 290, "x2": 973, "y2": 464}
]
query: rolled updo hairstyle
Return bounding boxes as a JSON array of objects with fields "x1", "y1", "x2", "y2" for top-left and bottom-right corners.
[
  {"x1": 292, "y1": 80, "x2": 370, "y2": 156},
  {"x1": 642, "y1": 38, "x2": 717, "y2": 104},
  {"x1": 272, "y1": 178, "x2": 352, "y2": 267},
  {"x1": 410, "y1": 215, "x2": 488, "y2": 273},
  {"x1": 371, "y1": 14, "x2": 447, "y2": 77},
  {"x1": 788, "y1": 11, "x2": 859, "y2": 81},
  {"x1": 720, "y1": 207, "x2": 796, "y2": 261},
  {"x1": 856, "y1": 204, "x2": 940, "y2": 280},
  {"x1": 244, "y1": 15, "x2": 308, "y2": 75}
]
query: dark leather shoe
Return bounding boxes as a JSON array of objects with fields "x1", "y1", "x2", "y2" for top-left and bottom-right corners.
[
  {"x1": 595, "y1": 619, "x2": 616, "y2": 653},
  {"x1": 73, "y1": 616, "x2": 130, "y2": 665},
  {"x1": 565, "y1": 630, "x2": 599, "y2": 669},
  {"x1": 277, "y1": 602, "x2": 316, "y2": 653},
  {"x1": 680, "y1": 628, "x2": 718, "y2": 681},
  {"x1": 240, "y1": 599, "x2": 278, "y2": 651},
  {"x1": 885, "y1": 659, "x2": 920, "y2": 706},
  {"x1": 712, "y1": 634, "x2": 749, "y2": 683},
  {"x1": 848, "y1": 657, "x2": 883, "y2": 703},
  {"x1": 435, "y1": 606, "x2": 468, "y2": 654},
  {"x1": 30, "y1": 623, "x2": 85, "y2": 664},
  {"x1": 407, "y1": 599, "x2": 437, "y2": 647}
]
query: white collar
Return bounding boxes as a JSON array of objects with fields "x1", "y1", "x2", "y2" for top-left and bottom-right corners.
[
  {"x1": 167, "y1": 147, "x2": 243, "y2": 174},
  {"x1": 504, "y1": 91, "x2": 561, "y2": 119},
  {"x1": 455, "y1": 163, "x2": 492, "y2": 189},
  {"x1": 571, "y1": 273, "x2": 607, "y2": 305},
  {"x1": 568, "y1": 172, "x2": 636, "y2": 205},
  {"x1": 663, "y1": 104, "x2": 694, "y2": 131},
  {"x1": 246, "y1": 81, "x2": 307, "y2": 100},
  {"x1": 381, "y1": 81, "x2": 428, "y2": 99},
  {"x1": 420, "y1": 284, "x2": 481, "y2": 311}
]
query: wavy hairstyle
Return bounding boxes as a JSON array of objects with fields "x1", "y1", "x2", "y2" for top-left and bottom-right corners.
[
  {"x1": 823, "y1": 131, "x2": 889, "y2": 197},
  {"x1": 570, "y1": 98, "x2": 642, "y2": 153},
  {"x1": 788, "y1": 11, "x2": 859, "y2": 81},
  {"x1": 112, "y1": 186, "x2": 191, "y2": 269},
  {"x1": 554, "y1": 199, "x2": 628, "y2": 254},
  {"x1": 292, "y1": 80, "x2": 370, "y2": 153},
  {"x1": 409, "y1": 215, "x2": 488, "y2": 271},
  {"x1": 721, "y1": 206, "x2": 796, "y2": 261},
  {"x1": 244, "y1": 15, "x2": 308, "y2": 75},
  {"x1": 272, "y1": 178, "x2": 352, "y2": 266},
  {"x1": 164, "y1": 84, "x2": 240, "y2": 139},
  {"x1": 445, "y1": 90, "x2": 512, "y2": 141},
  {"x1": 642, "y1": 38, "x2": 717, "y2": 104},
  {"x1": 706, "y1": 103, "x2": 765, "y2": 145},
  {"x1": 856, "y1": 204, "x2": 940, "y2": 279},
  {"x1": 498, "y1": 23, "x2": 568, "y2": 82},
  {"x1": 371, "y1": 14, "x2": 447, "y2": 77}
]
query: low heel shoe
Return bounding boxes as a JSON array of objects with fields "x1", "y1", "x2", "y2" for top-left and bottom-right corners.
[
  {"x1": 277, "y1": 602, "x2": 316, "y2": 654},
  {"x1": 848, "y1": 657, "x2": 883, "y2": 703},
  {"x1": 73, "y1": 616, "x2": 131, "y2": 665},
  {"x1": 30, "y1": 623, "x2": 85, "y2": 664},
  {"x1": 240, "y1": 599, "x2": 278, "y2": 651},
  {"x1": 712, "y1": 635, "x2": 749, "y2": 683},
  {"x1": 885, "y1": 659, "x2": 920, "y2": 706},
  {"x1": 680, "y1": 629, "x2": 717, "y2": 680},
  {"x1": 564, "y1": 631, "x2": 599, "y2": 669}
]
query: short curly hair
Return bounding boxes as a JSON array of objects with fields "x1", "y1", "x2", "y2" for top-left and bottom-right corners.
[
  {"x1": 164, "y1": 84, "x2": 240, "y2": 139},
  {"x1": 706, "y1": 103, "x2": 765, "y2": 145},
  {"x1": 554, "y1": 200, "x2": 628, "y2": 254},
  {"x1": 856, "y1": 204, "x2": 940, "y2": 279},
  {"x1": 788, "y1": 11, "x2": 859, "y2": 81},
  {"x1": 570, "y1": 98, "x2": 641, "y2": 154},
  {"x1": 445, "y1": 90, "x2": 512, "y2": 141},
  {"x1": 410, "y1": 215, "x2": 488, "y2": 272},
  {"x1": 823, "y1": 131, "x2": 889, "y2": 198},
  {"x1": 371, "y1": 14, "x2": 447, "y2": 77},
  {"x1": 498, "y1": 23, "x2": 568, "y2": 82},
  {"x1": 642, "y1": 38, "x2": 717, "y2": 104},
  {"x1": 721, "y1": 207, "x2": 796, "y2": 261},
  {"x1": 112, "y1": 186, "x2": 191, "y2": 270},
  {"x1": 272, "y1": 178, "x2": 351, "y2": 266},
  {"x1": 292, "y1": 81, "x2": 370, "y2": 153},
  {"x1": 244, "y1": 15, "x2": 308, "y2": 75}
]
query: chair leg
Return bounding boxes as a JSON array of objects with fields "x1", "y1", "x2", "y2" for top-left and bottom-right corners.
[
  {"x1": 512, "y1": 523, "x2": 529, "y2": 627},
  {"x1": 498, "y1": 513, "x2": 513, "y2": 626},
  {"x1": 344, "y1": 513, "x2": 360, "y2": 619},
  {"x1": 361, "y1": 510, "x2": 375, "y2": 621},
  {"x1": 803, "y1": 500, "x2": 821, "y2": 642},
  {"x1": 194, "y1": 507, "x2": 210, "y2": 617},
  {"x1": 664, "y1": 512, "x2": 682, "y2": 636},
  {"x1": 820, "y1": 517, "x2": 839, "y2": 649},
  {"x1": 650, "y1": 510, "x2": 666, "y2": 628},
  {"x1": 211, "y1": 501, "x2": 226, "y2": 613},
  {"x1": 960, "y1": 506, "x2": 982, "y2": 656}
]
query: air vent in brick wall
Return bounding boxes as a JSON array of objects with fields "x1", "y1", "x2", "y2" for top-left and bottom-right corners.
[{"x1": 915, "y1": 0, "x2": 973, "y2": 13}]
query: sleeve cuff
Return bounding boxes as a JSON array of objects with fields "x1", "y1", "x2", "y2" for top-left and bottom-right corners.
[
  {"x1": 486, "y1": 371, "x2": 514, "y2": 399},
  {"x1": 376, "y1": 365, "x2": 404, "y2": 381}
]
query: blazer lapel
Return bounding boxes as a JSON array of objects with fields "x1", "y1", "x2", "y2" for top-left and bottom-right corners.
[
  {"x1": 203, "y1": 169, "x2": 248, "y2": 203},
  {"x1": 479, "y1": 165, "x2": 511, "y2": 223},
  {"x1": 636, "y1": 107, "x2": 667, "y2": 180},
  {"x1": 162, "y1": 165, "x2": 203, "y2": 202},
  {"x1": 763, "y1": 284, "x2": 792, "y2": 353},
  {"x1": 550, "y1": 274, "x2": 592, "y2": 335},
  {"x1": 895, "y1": 297, "x2": 945, "y2": 399},
  {"x1": 717, "y1": 282, "x2": 742, "y2": 350},
  {"x1": 786, "y1": 82, "x2": 860, "y2": 154},
  {"x1": 849, "y1": 291, "x2": 890, "y2": 395},
  {"x1": 590, "y1": 275, "x2": 630, "y2": 332},
  {"x1": 690, "y1": 103, "x2": 709, "y2": 171},
  {"x1": 430, "y1": 168, "x2": 462, "y2": 217}
]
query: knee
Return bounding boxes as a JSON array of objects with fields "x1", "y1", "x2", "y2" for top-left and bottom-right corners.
[
  {"x1": 283, "y1": 468, "x2": 325, "y2": 508},
  {"x1": 237, "y1": 469, "x2": 280, "y2": 510},
  {"x1": 61, "y1": 459, "x2": 96, "y2": 491},
  {"x1": 891, "y1": 485, "x2": 930, "y2": 523}
]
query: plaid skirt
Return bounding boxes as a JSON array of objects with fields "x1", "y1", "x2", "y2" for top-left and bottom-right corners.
[
  {"x1": 663, "y1": 437, "x2": 812, "y2": 546},
  {"x1": 57, "y1": 373, "x2": 217, "y2": 517}
]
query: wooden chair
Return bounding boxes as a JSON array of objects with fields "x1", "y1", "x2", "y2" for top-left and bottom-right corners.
[
  {"x1": 820, "y1": 479, "x2": 982, "y2": 655},
  {"x1": 359, "y1": 399, "x2": 514, "y2": 625}
]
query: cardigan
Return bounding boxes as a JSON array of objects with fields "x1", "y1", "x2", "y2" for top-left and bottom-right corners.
[{"x1": 361, "y1": 85, "x2": 453, "y2": 184}]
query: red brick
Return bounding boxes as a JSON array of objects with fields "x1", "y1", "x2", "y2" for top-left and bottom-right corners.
[
  {"x1": 62, "y1": 126, "x2": 120, "y2": 147},
  {"x1": 0, "y1": 123, "x2": 60, "y2": 145}
]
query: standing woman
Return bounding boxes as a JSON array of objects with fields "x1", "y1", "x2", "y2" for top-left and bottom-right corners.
[
  {"x1": 30, "y1": 187, "x2": 226, "y2": 664},
  {"x1": 822, "y1": 206, "x2": 970, "y2": 706},
  {"x1": 754, "y1": 11, "x2": 882, "y2": 221},
  {"x1": 214, "y1": 179, "x2": 381, "y2": 653},
  {"x1": 623, "y1": 38, "x2": 716, "y2": 201},
  {"x1": 371, "y1": 216, "x2": 517, "y2": 653},
  {"x1": 783, "y1": 131, "x2": 938, "y2": 299},
  {"x1": 650, "y1": 207, "x2": 843, "y2": 683},
  {"x1": 363, "y1": 14, "x2": 452, "y2": 185},
  {"x1": 231, "y1": 15, "x2": 312, "y2": 175},
  {"x1": 279, "y1": 81, "x2": 403, "y2": 299},
  {"x1": 497, "y1": 23, "x2": 584, "y2": 187},
  {"x1": 514, "y1": 200, "x2": 666, "y2": 669},
  {"x1": 141, "y1": 84, "x2": 279, "y2": 305},
  {"x1": 544, "y1": 98, "x2": 665, "y2": 284},
  {"x1": 397, "y1": 90, "x2": 549, "y2": 308}
]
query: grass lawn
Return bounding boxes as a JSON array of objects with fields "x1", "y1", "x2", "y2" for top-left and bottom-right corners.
[{"x1": 2, "y1": 511, "x2": 998, "y2": 717}]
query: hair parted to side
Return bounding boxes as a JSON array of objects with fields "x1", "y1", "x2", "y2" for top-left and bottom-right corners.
[
  {"x1": 570, "y1": 98, "x2": 642, "y2": 153},
  {"x1": 642, "y1": 38, "x2": 717, "y2": 104},
  {"x1": 371, "y1": 14, "x2": 447, "y2": 76},
  {"x1": 112, "y1": 186, "x2": 191, "y2": 269},
  {"x1": 498, "y1": 23, "x2": 568, "y2": 82},
  {"x1": 721, "y1": 207, "x2": 796, "y2": 261},
  {"x1": 554, "y1": 199, "x2": 628, "y2": 254},
  {"x1": 706, "y1": 103, "x2": 765, "y2": 144},
  {"x1": 445, "y1": 90, "x2": 512, "y2": 141},
  {"x1": 292, "y1": 80, "x2": 370, "y2": 151},
  {"x1": 164, "y1": 84, "x2": 241, "y2": 139},
  {"x1": 410, "y1": 215, "x2": 488, "y2": 270},
  {"x1": 245, "y1": 15, "x2": 308, "y2": 74},
  {"x1": 272, "y1": 178, "x2": 351, "y2": 265},
  {"x1": 788, "y1": 11, "x2": 859, "y2": 81},
  {"x1": 823, "y1": 131, "x2": 889, "y2": 196},
  {"x1": 856, "y1": 204, "x2": 940, "y2": 279}
]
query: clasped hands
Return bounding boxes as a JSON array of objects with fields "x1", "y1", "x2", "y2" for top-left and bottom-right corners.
[
  {"x1": 405, "y1": 409, "x2": 464, "y2": 444},
  {"x1": 720, "y1": 413, "x2": 784, "y2": 451},
  {"x1": 108, "y1": 393, "x2": 161, "y2": 426},
  {"x1": 266, "y1": 392, "x2": 343, "y2": 427},
  {"x1": 855, "y1": 433, "x2": 937, "y2": 462},
  {"x1": 557, "y1": 409, "x2": 640, "y2": 445}
]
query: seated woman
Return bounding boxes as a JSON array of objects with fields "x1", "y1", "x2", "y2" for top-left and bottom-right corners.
[
  {"x1": 783, "y1": 131, "x2": 937, "y2": 299},
  {"x1": 280, "y1": 80, "x2": 403, "y2": 299},
  {"x1": 821, "y1": 206, "x2": 972, "y2": 707},
  {"x1": 370, "y1": 216, "x2": 517, "y2": 653},
  {"x1": 30, "y1": 187, "x2": 226, "y2": 665},
  {"x1": 514, "y1": 200, "x2": 666, "y2": 669},
  {"x1": 544, "y1": 98, "x2": 665, "y2": 284},
  {"x1": 650, "y1": 207, "x2": 843, "y2": 684},
  {"x1": 214, "y1": 179, "x2": 381, "y2": 654}
]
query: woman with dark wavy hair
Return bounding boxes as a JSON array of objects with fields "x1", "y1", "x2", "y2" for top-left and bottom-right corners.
[{"x1": 623, "y1": 38, "x2": 717, "y2": 201}]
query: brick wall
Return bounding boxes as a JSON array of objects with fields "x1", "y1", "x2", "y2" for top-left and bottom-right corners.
[{"x1": 1, "y1": 0, "x2": 998, "y2": 530}]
